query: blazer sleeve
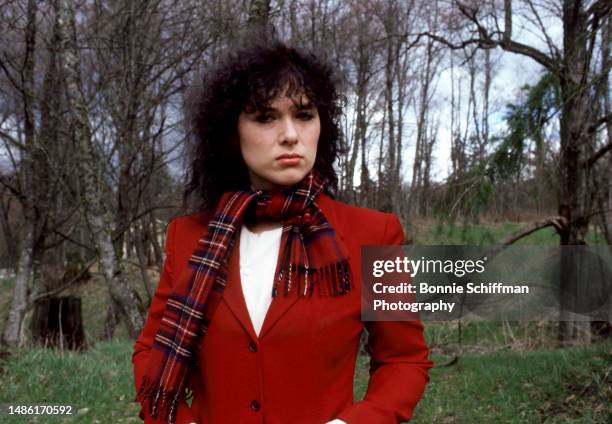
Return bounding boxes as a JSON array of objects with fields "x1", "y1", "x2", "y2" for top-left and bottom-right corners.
[
  {"x1": 337, "y1": 214, "x2": 433, "y2": 424},
  {"x1": 132, "y1": 220, "x2": 198, "y2": 424}
]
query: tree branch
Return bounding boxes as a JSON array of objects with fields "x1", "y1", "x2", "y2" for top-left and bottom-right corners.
[
  {"x1": 500, "y1": 216, "x2": 567, "y2": 246},
  {"x1": 28, "y1": 259, "x2": 97, "y2": 306},
  {"x1": 587, "y1": 0, "x2": 612, "y2": 19},
  {"x1": 52, "y1": 229, "x2": 97, "y2": 253},
  {"x1": 588, "y1": 112, "x2": 612, "y2": 135},
  {"x1": 585, "y1": 138, "x2": 612, "y2": 168},
  {"x1": 483, "y1": 216, "x2": 567, "y2": 261},
  {"x1": 500, "y1": 38, "x2": 556, "y2": 70},
  {"x1": 111, "y1": 204, "x2": 178, "y2": 243},
  {"x1": 0, "y1": 128, "x2": 26, "y2": 151},
  {"x1": 448, "y1": 0, "x2": 557, "y2": 70},
  {"x1": 503, "y1": 0, "x2": 512, "y2": 42},
  {"x1": 416, "y1": 21, "x2": 555, "y2": 70}
]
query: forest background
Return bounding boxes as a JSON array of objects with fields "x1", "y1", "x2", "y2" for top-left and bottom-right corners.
[{"x1": 0, "y1": 0, "x2": 610, "y2": 423}]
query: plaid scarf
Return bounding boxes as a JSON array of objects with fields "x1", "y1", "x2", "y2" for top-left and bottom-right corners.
[{"x1": 136, "y1": 171, "x2": 351, "y2": 423}]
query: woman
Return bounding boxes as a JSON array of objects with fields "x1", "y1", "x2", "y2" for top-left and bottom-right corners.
[{"x1": 132, "y1": 38, "x2": 432, "y2": 424}]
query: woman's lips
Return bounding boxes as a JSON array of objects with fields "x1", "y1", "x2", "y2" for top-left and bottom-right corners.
[{"x1": 276, "y1": 154, "x2": 302, "y2": 166}]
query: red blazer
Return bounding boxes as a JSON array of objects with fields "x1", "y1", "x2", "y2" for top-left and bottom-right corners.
[{"x1": 132, "y1": 194, "x2": 432, "y2": 423}]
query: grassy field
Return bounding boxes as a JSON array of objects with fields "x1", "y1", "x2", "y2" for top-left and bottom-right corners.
[
  {"x1": 0, "y1": 339, "x2": 609, "y2": 423},
  {"x1": 0, "y1": 220, "x2": 610, "y2": 423},
  {"x1": 411, "y1": 343, "x2": 611, "y2": 423},
  {"x1": 408, "y1": 220, "x2": 608, "y2": 245},
  {"x1": 0, "y1": 341, "x2": 141, "y2": 423}
]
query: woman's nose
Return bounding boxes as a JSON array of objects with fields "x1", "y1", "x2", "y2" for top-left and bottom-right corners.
[{"x1": 280, "y1": 118, "x2": 298, "y2": 144}]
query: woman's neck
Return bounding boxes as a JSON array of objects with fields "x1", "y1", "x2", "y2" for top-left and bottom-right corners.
[{"x1": 245, "y1": 221, "x2": 282, "y2": 235}]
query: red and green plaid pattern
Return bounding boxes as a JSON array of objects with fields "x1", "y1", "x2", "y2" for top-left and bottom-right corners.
[{"x1": 136, "y1": 172, "x2": 351, "y2": 423}]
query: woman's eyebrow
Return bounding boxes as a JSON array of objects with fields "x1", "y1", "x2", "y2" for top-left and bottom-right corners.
[
  {"x1": 289, "y1": 99, "x2": 316, "y2": 110},
  {"x1": 294, "y1": 102, "x2": 315, "y2": 110},
  {"x1": 254, "y1": 102, "x2": 315, "y2": 113}
]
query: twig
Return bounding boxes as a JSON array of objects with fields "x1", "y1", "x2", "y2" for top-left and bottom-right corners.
[
  {"x1": 585, "y1": 136, "x2": 612, "y2": 168},
  {"x1": 436, "y1": 355, "x2": 459, "y2": 367}
]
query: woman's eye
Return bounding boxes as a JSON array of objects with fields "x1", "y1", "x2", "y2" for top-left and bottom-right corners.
[
  {"x1": 255, "y1": 114, "x2": 273, "y2": 123},
  {"x1": 297, "y1": 112, "x2": 313, "y2": 120}
]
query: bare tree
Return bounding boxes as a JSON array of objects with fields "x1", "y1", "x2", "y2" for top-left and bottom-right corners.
[
  {"x1": 410, "y1": 2, "x2": 444, "y2": 217},
  {"x1": 420, "y1": 0, "x2": 612, "y2": 342},
  {"x1": 55, "y1": 0, "x2": 145, "y2": 339},
  {"x1": 1, "y1": 0, "x2": 38, "y2": 346}
]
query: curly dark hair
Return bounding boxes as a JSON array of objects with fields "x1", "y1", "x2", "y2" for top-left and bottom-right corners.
[{"x1": 184, "y1": 37, "x2": 344, "y2": 212}]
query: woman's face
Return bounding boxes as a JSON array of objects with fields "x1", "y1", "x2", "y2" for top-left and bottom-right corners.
[{"x1": 237, "y1": 93, "x2": 320, "y2": 190}]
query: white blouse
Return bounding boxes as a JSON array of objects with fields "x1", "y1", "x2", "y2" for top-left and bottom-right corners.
[
  {"x1": 239, "y1": 224, "x2": 282, "y2": 336},
  {"x1": 237, "y1": 224, "x2": 346, "y2": 424}
]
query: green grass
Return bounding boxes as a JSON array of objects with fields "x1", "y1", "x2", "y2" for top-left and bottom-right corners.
[
  {"x1": 410, "y1": 343, "x2": 612, "y2": 423},
  {"x1": 410, "y1": 221, "x2": 606, "y2": 245},
  {"x1": 0, "y1": 340, "x2": 141, "y2": 423},
  {"x1": 0, "y1": 339, "x2": 609, "y2": 423},
  {"x1": 423, "y1": 321, "x2": 570, "y2": 353},
  {"x1": 354, "y1": 342, "x2": 612, "y2": 423}
]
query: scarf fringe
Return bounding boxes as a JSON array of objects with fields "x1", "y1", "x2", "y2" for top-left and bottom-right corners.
[
  {"x1": 273, "y1": 259, "x2": 353, "y2": 298},
  {"x1": 136, "y1": 375, "x2": 183, "y2": 424},
  {"x1": 272, "y1": 223, "x2": 352, "y2": 298}
]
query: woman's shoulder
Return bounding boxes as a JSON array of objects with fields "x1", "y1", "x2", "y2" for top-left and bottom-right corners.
[
  {"x1": 318, "y1": 194, "x2": 404, "y2": 244},
  {"x1": 166, "y1": 210, "x2": 212, "y2": 235},
  {"x1": 318, "y1": 193, "x2": 397, "y2": 221},
  {"x1": 164, "y1": 196, "x2": 404, "y2": 244}
]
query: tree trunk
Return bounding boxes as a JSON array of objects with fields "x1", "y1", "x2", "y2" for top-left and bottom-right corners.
[
  {"x1": 30, "y1": 296, "x2": 85, "y2": 350},
  {"x1": 355, "y1": 22, "x2": 370, "y2": 206},
  {"x1": 247, "y1": 0, "x2": 271, "y2": 30},
  {"x1": 558, "y1": 0, "x2": 593, "y2": 344},
  {"x1": 411, "y1": 37, "x2": 435, "y2": 217},
  {"x1": 383, "y1": 10, "x2": 396, "y2": 214},
  {"x1": 56, "y1": 0, "x2": 144, "y2": 339},
  {"x1": 150, "y1": 215, "x2": 163, "y2": 270},
  {"x1": 596, "y1": 15, "x2": 612, "y2": 243},
  {"x1": 133, "y1": 226, "x2": 153, "y2": 306},
  {"x1": 1, "y1": 0, "x2": 38, "y2": 347},
  {"x1": 2, "y1": 225, "x2": 35, "y2": 346},
  {"x1": 0, "y1": 193, "x2": 18, "y2": 271},
  {"x1": 99, "y1": 298, "x2": 121, "y2": 341}
]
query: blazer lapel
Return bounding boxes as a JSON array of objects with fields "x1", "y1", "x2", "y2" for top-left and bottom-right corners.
[
  {"x1": 221, "y1": 230, "x2": 308, "y2": 341},
  {"x1": 257, "y1": 286, "x2": 300, "y2": 339},
  {"x1": 221, "y1": 240, "x2": 259, "y2": 341},
  {"x1": 256, "y1": 230, "x2": 300, "y2": 339}
]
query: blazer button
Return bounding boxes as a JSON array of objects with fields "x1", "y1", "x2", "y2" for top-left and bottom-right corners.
[
  {"x1": 248, "y1": 341, "x2": 258, "y2": 352},
  {"x1": 250, "y1": 400, "x2": 261, "y2": 411}
]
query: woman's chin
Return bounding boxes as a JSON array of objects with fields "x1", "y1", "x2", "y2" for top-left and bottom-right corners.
[
  {"x1": 271, "y1": 170, "x2": 310, "y2": 188},
  {"x1": 249, "y1": 167, "x2": 312, "y2": 190}
]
